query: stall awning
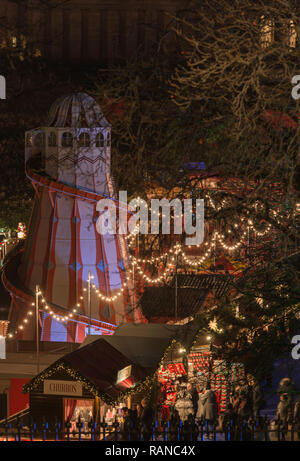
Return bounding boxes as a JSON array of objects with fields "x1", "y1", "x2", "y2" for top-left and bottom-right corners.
[{"x1": 23, "y1": 338, "x2": 150, "y2": 401}]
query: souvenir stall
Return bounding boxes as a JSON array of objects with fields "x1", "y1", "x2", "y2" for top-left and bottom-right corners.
[
  {"x1": 187, "y1": 349, "x2": 245, "y2": 414},
  {"x1": 157, "y1": 341, "x2": 245, "y2": 420},
  {"x1": 158, "y1": 361, "x2": 187, "y2": 420}
]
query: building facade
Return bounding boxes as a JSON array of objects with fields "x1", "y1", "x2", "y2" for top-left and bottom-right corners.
[{"x1": 0, "y1": 0, "x2": 187, "y2": 64}]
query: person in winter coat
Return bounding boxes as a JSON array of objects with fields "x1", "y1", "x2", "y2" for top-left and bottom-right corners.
[
  {"x1": 237, "y1": 390, "x2": 252, "y2": 422},
  {"x1": 196, "y1": 387, "x2": 205, "y2": 422},
  {"x1": 276, "y1": 377, "x2": 296, "y2": 423},
  {"x1": 187, "y1": 383, "x2": 199, "y2": 418},
  {"x1": 140, "y1": 398, "x2": 155, "y2": 441},
  {"x1": 200, "y1": 384, "x2": 218, "y2": 424}
]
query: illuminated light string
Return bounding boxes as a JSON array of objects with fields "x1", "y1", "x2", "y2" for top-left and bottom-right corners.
[
  {"x1": 215, "y1": 230, "x2": 247, "y2": 251},
  {"x1": 179, "y1": 240, "x2": 215, "y2": 266},
  {"x1": 133, "y1": 195, "x2": 296, "y2": 224},
  {"x1": 125, "y1": 201, "x2": 274, "y2": 264},
  {"x1": 82, "y1": 273, "x2": 128, "y2": 303},
  {"x1": 129, "y1": 260, "x2": 174, "y2": 284},
  {"x1": 123, "y1": 195, "x2": 288, "y2": 261},
  {"x1": 127, "y1": 217, "x2": 273, "y2": 270},
  {"x1": 34, "y1": 289, "x2": 81, "y2": 325},
  {"x1": 7, "y1": 288, "x2": 102, "y2": 339},
  {"x1": 126, "y1": 220, "x2": 271, "y2": 274},
  {"x1": 124, "y1": 223, "x2": 140, "y2": 240},
  {"x1": 90, "y1": 280, "x2": 127, "y2": 303},
  {"x1": 4, "y1": 217, "x2": 278, "y2": 339},
  {"x1": 7, "y1": 306, "x2": 35, "y2": 339}
]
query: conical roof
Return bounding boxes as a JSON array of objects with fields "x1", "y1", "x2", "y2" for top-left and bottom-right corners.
[{"x1": 46, "y1": 92, "x2": 110, "y2": 128}]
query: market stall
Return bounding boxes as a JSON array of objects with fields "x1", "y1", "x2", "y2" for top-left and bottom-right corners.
[
  {"x1": 157, "y1": 342, "x2": 245, "y2": 420},
  {"x1": 23, "y1": 337, "x2": 150, "y2": 433},
  {"x1": 24, "y1": 322, "x2": 245, "y2": 432}
]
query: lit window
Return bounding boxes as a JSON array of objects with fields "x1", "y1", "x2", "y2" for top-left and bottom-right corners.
[
  {"x1": 78, "y1": 132, "x2": 90, "y2": 147},
  {"x1": 260, "y1": 16, "x2": 274, "y2": 48},
  {"x1": 95, "y1": 132, "x2": 105, "y2": 147},
  {"x1": 11, "y1": 36, "x2": 17, "y2": 48},
  {"x1": 288, "y1": 20, "x2": 297, "y2": 48},
  {"x1": 26, "y1": 133, "x2": 32, "y2": 147},
  {"x1": 61, "y1": 132, "x2": 73, "y2": 147}
]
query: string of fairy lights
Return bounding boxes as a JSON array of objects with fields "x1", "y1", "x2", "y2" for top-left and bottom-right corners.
[
  {"x1": 8, "y1": 194, "x2": 296, "y2": 339},
  {"x1": 7, "y1": 287, "x2": 109, "y2": 339}
]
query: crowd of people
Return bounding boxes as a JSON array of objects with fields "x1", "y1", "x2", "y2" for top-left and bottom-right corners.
[
  {"x1": 158, "y1": 375, "x2": 266, "y2": 428},
  {"x1": 116, "y1": 376, "x2": 300, "y2": 440},
  {"x1": 118, "y1": 398, "x2": 155, "y2": 441}
]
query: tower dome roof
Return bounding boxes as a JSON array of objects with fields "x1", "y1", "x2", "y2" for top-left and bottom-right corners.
[{"x1": 46, "y1": 92, "x2": 110, "y2": 128}]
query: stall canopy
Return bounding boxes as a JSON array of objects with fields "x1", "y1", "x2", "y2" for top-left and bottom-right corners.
[
  {"x1": 23, "y1": 338, "x2": 150, "y2": 400},
  {"x1": 81, "y1": 322, "x2": 202, "y2": 368}
]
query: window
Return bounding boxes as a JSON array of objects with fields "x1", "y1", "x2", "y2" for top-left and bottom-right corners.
[
  {"x1": 260, "y1": 16, "x2": 297, "y2": 49},
  {"x1": 61, "y1": 132, "x2": 73, "y2": 147},
  {"x1": 48, "y1": 132, "x2": 57, "y2": 147},
  {"x1": 95, "y1": 132, "x2": 105, "y2": 148},
  {"x1": 11, "y1": 36, "x2": 17, "y2": 48},
  {"x1": 26, "y1": 133, "x2": 32, "y2": 147},
  {"x1": 78, "y1": 132, "x2": 90, "y2": 147},
  {"x1": 34, "y1": 132, "x2": 44, "y2": 147},
  {"x1": 260, "y1": 16, "x2": 274, "y2": 48},
  {"x1": 288, "y1": 20, "x2": 297, "y2": 48}
]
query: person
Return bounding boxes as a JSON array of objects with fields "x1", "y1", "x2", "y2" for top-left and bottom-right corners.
[
  {"x1": 157, "y1": 383, "x2": 169, "y2": 428},
  {"x1": 119, "y1": 407, "x2": 130, "y2": 441},
  {"x1": 175, "y1": 384, "x2": 194, "y2": 422},
  {"x1": 276, "y1": 394, "x2": 291, "y2": 426},
  {"x1": 276, "y1": 377, "x2": 296, "y2": 423},
  {"x1": 140, "y1": 398, "x2": 155, "y2": 441},
  {"x1": 136, "y1": 403, "x2": 142, "y2": 420},
  {"x1": 196, "y1": 386, "x2": 205, "y2": 422},
  {"x1": 187, "y1": 383, "x2": 199, "y2": 419},
  {"x1": 200, "y1": 383, "x2": 218, "y2": 439},
  {"x1": 237, "y1": 390, "x2": 252, "y2": 422},
  {"x1": 250, "y1": 379, "x2": 264, "y2": 419}
]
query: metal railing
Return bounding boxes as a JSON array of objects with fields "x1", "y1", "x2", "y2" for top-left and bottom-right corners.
[{"x1": 0, "y1": 416, "x2": 299, "y2": 441}]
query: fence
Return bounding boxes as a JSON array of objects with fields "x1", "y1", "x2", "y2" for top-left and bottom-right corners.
[{"x1": 0, "y1": 416, "x2": 299, "y2": 441}]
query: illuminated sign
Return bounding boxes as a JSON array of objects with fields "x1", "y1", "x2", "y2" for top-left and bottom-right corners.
[
  {"x1": 116, "y1": 365, "x2": 132, "y2": 385},
  {"x1": 43, "y1": 380, "x2": 82, "y2": 396}
]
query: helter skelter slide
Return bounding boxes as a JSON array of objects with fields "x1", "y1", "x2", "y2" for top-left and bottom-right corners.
[{"x1": 3, "y1": 93, "x2": 144, "y2": 343}]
